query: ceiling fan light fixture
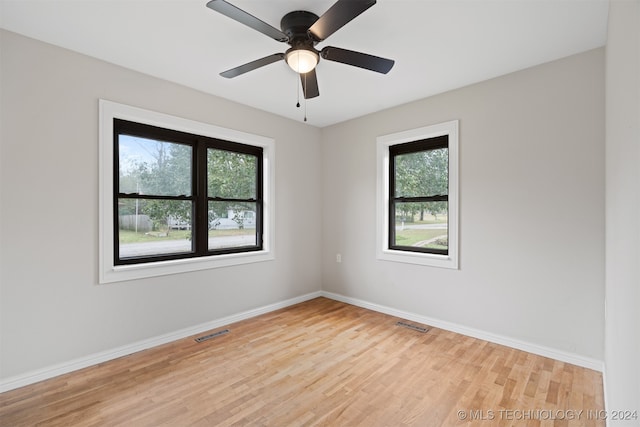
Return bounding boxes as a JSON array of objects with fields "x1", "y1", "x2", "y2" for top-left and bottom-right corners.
[{"x1": 285, "y1": 48, "x2": 319, "y2": 74}]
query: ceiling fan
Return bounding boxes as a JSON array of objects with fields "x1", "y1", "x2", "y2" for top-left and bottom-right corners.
[{"x1": 206, "y1": 0, "x2": 395, "y2": 100}]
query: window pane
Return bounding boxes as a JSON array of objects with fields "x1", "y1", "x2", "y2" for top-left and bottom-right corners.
[
  {"x1": 393, "y1": 201, "x2": 448, "y2": 250},
  {"x1": 208, "y1": 201, "x2": 257, "y2": 250},
  {"x1": 394, "y1": 148, "x2": 448, "y2": 198},
  {"x1": 119, "y1": 135, "x2": 192, "y2": 196},
  {"x1": 118, "y1": 199, "x2": 193, "y2": 258},
  {"x1": 207, "y1": 149, "x2": 257, "y2": 199}
]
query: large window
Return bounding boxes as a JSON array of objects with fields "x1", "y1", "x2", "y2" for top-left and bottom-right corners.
[
  {"x1": 377, "y1": 121, "x2": 458, "y2": 269},
  {"x1": 100, "y1": 100, "x2": 274, "y2": 283},
  {"x1": 115, "y1": 119, "x2": 262, "y2": 265}
]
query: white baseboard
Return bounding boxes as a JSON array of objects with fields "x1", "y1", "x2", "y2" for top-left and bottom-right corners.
[
  {"x1": 320, "y1": 291, "x2": 604, "y2": 372},
  {"x1": 1, "y1": 290, "x2": 603, "y2": 393},
  {"x1": 0, "y1": 291, "x2": 322, "y2": 393}
]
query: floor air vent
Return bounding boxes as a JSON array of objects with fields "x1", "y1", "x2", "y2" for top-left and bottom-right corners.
[
  {"x1": 195, "y1": 329, "x2": 230, "y2": 343},
  {"x1": 396, "y1": 321, "x2": 429, "y2": 333}
]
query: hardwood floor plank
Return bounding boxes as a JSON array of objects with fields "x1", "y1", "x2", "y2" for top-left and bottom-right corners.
[{"x1": 0, "y1": 298, "x2": 605, "y2": 427}]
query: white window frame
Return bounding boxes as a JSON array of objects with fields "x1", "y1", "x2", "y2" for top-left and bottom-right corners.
[
  {"x1": 99, "y1": 100, "x2": 275, "y2": 283},
  {"x1": 376, "y1": 120, "x2": 459, "y2": 269}
]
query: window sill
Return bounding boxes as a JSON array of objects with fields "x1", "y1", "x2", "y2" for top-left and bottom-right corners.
[
  {"x1": 100, "y1": 250, "x2": 275, "y2": 284},
  {"x1": 377, "y1": 248, "x2": 457, "y2": 269}
]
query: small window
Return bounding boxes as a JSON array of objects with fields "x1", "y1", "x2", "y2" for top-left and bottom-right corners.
[
  {"x1": 389, "y1": 136, "x2": 449, "y2": 255},
  {"x1": 377, "y1": 121, "x2": 458, "y2": 269},
  {"x1": 100, "y1": 100, "x2": 275, "y2": 283}
]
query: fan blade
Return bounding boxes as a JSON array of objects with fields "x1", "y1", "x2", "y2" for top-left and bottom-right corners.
[
  {"x1": 321, "y1": 46, "x2": 394, "y2": 74},
  {"x1": 206, "y1": 0, "x2": 288, "y2": 42},
  {"x1": 301, "y1": 69, "x2": 319, "y2": 99},
  {"x1": 220, "y1": 53, "x2": 284, "y2": 78},
  {"x1": 308, "y1": 0, "x2": 376, "y2": 42}
]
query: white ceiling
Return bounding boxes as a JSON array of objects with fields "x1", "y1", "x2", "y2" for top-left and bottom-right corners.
[{"x1": 0, "y1": 0, "x2": 608, "y2": 127}]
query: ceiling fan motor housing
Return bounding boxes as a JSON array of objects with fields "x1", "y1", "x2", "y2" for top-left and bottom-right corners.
[{"x1": 281, "y1": 11, "x2": 320, "y2": 49}]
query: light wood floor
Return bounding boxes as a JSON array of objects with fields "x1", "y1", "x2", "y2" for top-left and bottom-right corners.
[{"x1": 0, "y1": 297, "x2": 604, "y2": 426}]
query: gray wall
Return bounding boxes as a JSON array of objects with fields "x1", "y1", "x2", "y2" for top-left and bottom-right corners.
[
  {"x1": 0, "y1": 30, "x2": 323, "y2": 379},
  {"x1": 605, "y1": 0, "x2": 640, "y2": 420},
  {"x1": 321, "y1": 48, "x2": 605, "y2": 361}
]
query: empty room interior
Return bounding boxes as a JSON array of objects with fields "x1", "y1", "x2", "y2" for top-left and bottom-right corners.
[{"x1": 0, "y1": 0, "x2": 638, "y2": 426}]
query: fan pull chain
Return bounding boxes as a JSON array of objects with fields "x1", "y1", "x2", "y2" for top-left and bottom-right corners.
[
  {"x1": 304, "y1": 97, "x2": 307, "y2": 122},
  {"x1": 303, "y1": 72, "x2": 308, "y2": 122},
  {"x1": 296, "y1": 70, "x2": 301, "y2": 108},
  {"x1": 294, "y1": 70, "x2": 308, "y2": 122}
]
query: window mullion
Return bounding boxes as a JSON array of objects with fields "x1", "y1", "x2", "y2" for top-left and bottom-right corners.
[{"x1": 195, "y1": 142, "x2": 208, "y2": 255}]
